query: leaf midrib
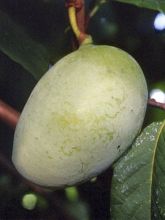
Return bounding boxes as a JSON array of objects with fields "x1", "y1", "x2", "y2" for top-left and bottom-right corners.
[{"x1": 150, "y1": 121, "x2": 165, "y2": 219}]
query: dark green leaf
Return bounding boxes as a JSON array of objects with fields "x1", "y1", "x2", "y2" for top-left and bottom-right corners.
[
  {"x1": 114, "y1": 0, "x2": 165, "y2": 12},
  {"x1": 0, "y1": 10, "x2": 49, "y2": 80},
  {"x1": 111, "y1": 121, "x2": 165, "y2": 219}
]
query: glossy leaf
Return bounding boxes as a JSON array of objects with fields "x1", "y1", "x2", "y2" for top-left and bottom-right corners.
[
  {"x1": 114, "y1": 0, "x2": 165, "y2": 12},
  {"x1": 0, "y1": 10, "x2": 49, "y2": 80},
  {"x1": 111, "y1": 121, "x2": 165, "y2": 219}
]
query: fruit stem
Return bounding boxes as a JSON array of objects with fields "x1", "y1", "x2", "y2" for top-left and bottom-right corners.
[
  {"x1": 68, "y1": 6, "x2": 81, "y2": 39},
  {"x1": 66, "y1": 0, "x2": 93, "y2": 45}
]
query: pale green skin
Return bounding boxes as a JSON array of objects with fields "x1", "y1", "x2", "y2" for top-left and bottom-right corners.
[{"x1": 12, "y1": 44, "x2": 148, "y2": 187}]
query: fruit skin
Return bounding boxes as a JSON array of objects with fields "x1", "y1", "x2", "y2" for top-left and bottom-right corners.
[{"x1": 12, "y1": 44, "x2": 148, "y2": 187}]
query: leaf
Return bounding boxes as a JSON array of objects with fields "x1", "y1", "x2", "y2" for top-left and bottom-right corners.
[
  {"x1": 114, "y1": 0, "x2": 165, "y2": 12},
  {"x1": 0, "y1": 10, "x2": 49, "y2": 80},
  {"x1": 110, "y1": 121, "x2": 165, "y2": 219}
]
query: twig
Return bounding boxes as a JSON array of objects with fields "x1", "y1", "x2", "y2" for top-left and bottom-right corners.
[
  {"x1": 148, "y1": 98, "x2": 165, "y2": 111},
  {"x1": 0, "y1": 99, "x2": 20, "y2": 129}
]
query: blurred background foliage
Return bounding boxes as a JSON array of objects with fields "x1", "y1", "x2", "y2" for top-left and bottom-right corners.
[{"x1": 0, "y1": 0, "x2": 165, "y2": 219}]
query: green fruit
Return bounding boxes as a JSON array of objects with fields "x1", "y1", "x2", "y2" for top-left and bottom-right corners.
[
  {"x1": 12, "y1": 44, "x2": 148, "y2": 187},
  {"x1": 22, "y1": 193, "x2": 37, "y2": 210}
]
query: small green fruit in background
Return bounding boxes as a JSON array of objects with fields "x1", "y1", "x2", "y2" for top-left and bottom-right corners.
[
  {"x1": 12, "y1": 44, "x2": 148, "y2": 187},
  {"x1": 22, "y1": 193, "x2": 37, "y2": 210}
]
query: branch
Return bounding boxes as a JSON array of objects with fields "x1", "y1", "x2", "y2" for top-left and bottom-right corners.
[
  {"x1": 0, "y1": 99, "x2": 20, "y2": 129},
  {"x1": 148, "y1": 98, "x2": 165, "y2": 111},
  {"x1": 1, "y1": 98, "x2": 165, "y2": 129}
]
